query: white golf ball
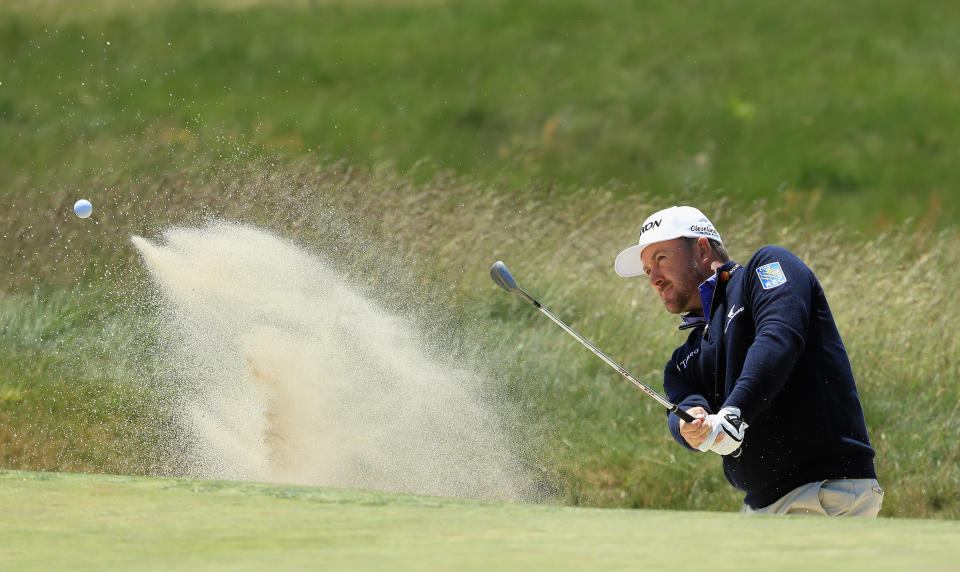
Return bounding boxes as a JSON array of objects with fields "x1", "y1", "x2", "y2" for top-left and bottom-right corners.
[{"x1": 74, "y1": 199, "x2": 93, "y2": 219}]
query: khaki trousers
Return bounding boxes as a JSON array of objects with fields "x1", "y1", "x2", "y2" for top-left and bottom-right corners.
[{"x1": 741, "y1": 478, "x2": 884, "y2": 517}]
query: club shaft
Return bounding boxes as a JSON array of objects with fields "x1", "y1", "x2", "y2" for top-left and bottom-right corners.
[{"x1": 534, "y1": 305, "x2": 695, "y2": 423}]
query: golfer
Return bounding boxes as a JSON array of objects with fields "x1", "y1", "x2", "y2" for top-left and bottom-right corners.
[{"x1": 614, "y1": 206, "x2": 883, "y2": 516}]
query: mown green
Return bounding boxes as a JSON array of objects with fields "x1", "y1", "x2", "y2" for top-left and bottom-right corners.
[{"x1": 2, "y1": 470, "x2": 958, "y2": 571}]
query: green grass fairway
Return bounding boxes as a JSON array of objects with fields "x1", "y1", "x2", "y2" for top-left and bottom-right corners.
[{"x1": 1, "y1": 471, "x2": 956, "y2": 571}]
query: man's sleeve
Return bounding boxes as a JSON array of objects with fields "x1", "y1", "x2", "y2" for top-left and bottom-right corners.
[
  {"x1": 664, "y1": 347, "x2": 710, "y2": 452},
  {"x1": 722, "y1": 246, "x2": 813, "y2": 422}
]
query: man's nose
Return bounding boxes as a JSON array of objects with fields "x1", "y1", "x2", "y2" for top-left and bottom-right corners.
[{"x1": 648, "y1": 269, "x2": 662, "y2": 287}]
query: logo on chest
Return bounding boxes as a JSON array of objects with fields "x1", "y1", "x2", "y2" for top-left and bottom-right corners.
[
  {"x1": 677, "y1": 347, "x2": 700, "y2": 371},
  {"x1": 756, "y1": 261, "x2": 788, "y2": 290},
  {"x1": 725, "y1": 305, "x2": 745, "y2": 332}
]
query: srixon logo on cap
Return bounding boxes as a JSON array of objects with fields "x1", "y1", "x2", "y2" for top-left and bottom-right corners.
[{"x1": 638, "y1": 219, "x2": 662, "y2": 239}]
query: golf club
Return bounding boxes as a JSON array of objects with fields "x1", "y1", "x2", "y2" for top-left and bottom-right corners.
[{"x1": 490, "y1": 261, "x2": 695, "y2": 423}]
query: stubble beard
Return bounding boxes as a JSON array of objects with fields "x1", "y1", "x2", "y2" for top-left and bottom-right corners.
[{"x1": 661, "y1": 257, "x2": 708, "y2": 315}]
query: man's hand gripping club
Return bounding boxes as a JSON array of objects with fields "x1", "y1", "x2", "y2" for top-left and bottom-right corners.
[{"x1": 680, "y1": 406, "x2": 748, "y2": 456}]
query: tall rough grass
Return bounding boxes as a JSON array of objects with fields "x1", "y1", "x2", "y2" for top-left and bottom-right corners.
[
  {"x1": 2, "y1": 154, "x2": 956, "y2": 517},
  {"x1": 0, "y1": 288, "x2": 172, "y2": 475}
]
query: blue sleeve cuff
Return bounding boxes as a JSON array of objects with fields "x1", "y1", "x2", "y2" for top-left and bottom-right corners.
[{"x1": 667, "y1": 400, "x2": 709, "y2": 452}]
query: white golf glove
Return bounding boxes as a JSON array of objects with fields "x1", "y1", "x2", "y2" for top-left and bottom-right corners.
[{"x1": 696, "y1": 407, "x2": 748, "y2": 456}]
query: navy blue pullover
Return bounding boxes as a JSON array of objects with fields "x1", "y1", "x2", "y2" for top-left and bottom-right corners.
[{"x1": 664, "y1": 246, "x2": 877, "y2": 509}]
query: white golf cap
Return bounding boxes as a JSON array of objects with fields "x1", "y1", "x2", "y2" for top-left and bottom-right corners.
[{"x1": 614, "y1": 206, "x2": 722, "y2": 277}]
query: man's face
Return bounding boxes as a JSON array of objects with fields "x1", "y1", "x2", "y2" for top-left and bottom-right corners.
[{"x1": 640, "y1": 238, "x2": 709, "y2": 314}]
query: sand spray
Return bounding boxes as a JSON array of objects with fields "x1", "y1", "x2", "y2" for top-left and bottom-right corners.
[{"x1": 132, "y1": 221, "x2": 533, "y2": 501}]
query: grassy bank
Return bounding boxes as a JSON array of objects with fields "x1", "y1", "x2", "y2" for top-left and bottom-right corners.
[
  {"x1": 3, "y1": 470, "x2": 959, "y2": 571},
  {"x1": 2, "y1": 0, "x2": 959, "y2": 229}
]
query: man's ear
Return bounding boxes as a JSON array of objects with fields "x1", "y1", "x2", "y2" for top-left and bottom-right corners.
[{"x1": 697, "y1": 237, "x2": 712, "y2": 262}]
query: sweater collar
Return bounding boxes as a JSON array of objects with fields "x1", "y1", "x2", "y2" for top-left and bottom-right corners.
[{"x1": 678, "y1": 261, "x2": 741, "y2": 330}]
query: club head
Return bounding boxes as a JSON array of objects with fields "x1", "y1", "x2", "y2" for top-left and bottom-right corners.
[
  {"x1": 490, "y1": 261, "x2": 541, "y2": 307},
  {"x1": 490, "y1": 261, "x2": 521, "y2": 293}
]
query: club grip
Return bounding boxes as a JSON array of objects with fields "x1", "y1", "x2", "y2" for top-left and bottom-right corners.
[{"x1": 672, "y1": 406, "x2": 696, "y2": 423}]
